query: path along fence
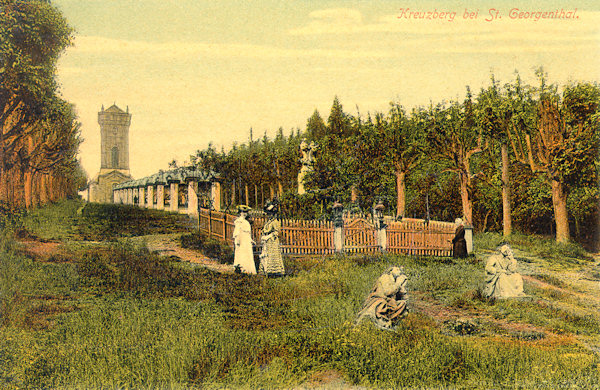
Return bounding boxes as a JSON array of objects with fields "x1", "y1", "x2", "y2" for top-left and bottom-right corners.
[{"x1": 198, "y1": 208, "x2": 457, "y2": 257}]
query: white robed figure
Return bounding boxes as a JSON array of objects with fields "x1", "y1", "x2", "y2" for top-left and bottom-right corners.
[
  {"x1": 484, "y1": 244, "x2": 525, "y2": 298},
  {"x1": 233, "y1": 205, "x2": 256, "y2": 274}
]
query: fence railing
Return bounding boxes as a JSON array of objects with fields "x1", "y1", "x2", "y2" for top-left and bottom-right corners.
[{"x1": 198, "y1": 208, "x2": 455, "y2": 257}]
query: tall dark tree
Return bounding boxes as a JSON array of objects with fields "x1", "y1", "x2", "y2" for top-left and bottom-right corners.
[{"x1": 306, "y1": 110, "x2": 327, "y2": 141}]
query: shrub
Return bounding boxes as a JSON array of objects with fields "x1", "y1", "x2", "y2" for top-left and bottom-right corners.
[{"x1": 0, "y1": 203, "x2": 25, "y2": 233}]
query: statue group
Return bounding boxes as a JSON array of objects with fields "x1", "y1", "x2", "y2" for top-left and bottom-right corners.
[{"x1": 356, "y1": 244, "x2": 525, "y2": 330}]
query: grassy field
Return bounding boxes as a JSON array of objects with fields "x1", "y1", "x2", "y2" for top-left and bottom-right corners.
[{"x1": 1, "y1": 199, "x2": 599, "y2": 389}]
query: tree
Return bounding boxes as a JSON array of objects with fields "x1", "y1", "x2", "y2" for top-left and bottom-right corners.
[
  {"x1": 506, "y1": 71, "x2": 599, "y2": 242},
  {"x1": 476, "y1": 75, "x2": 517, "y2": 236},
  {"x1": 0, "y1": 0, "x2": 78, "y2": 208},
  {"x1": 327, "y1": 96, "x2": 353, "y2": 138},
  {"x1": 388, "y1": 104, "x2": 426, "y2": 218},
  {"x1": 305, "y1": 110, "x2": 327, "y2": 141},
  {"x1": 425, "y1": 90, "x2": 483, "y2": 224}
]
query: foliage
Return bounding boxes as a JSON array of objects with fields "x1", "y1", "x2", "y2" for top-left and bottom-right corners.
[
  {"x1": 188, "y1": 74, "x2": 598, "y2": 244},
  {"x1": 0, "y1": 0, "x2": 82, "y2": 209}
]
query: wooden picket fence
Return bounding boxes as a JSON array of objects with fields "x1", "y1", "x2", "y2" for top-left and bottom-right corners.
[
  {"x1": 387, "y1": 218, "x2": 455, "y2": 256},
  {"x1": 198, "y1": 208, "x2": 455, "y2": 257}
]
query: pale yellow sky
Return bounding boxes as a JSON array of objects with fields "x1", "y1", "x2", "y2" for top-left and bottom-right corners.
[{"x1": 53, "y1": 1, "x2": 600, "y2": 179}]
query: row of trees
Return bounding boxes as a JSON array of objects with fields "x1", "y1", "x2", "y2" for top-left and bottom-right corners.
[
  {"x1": 191, "y1": 71, "x2": 598, "y2": 245},
  {"x1": 187, "y1": 128, "x2": 303, "y2": 212},
  {"x1": 0, "y1": 0, "x2": 86, "y2": 210}
]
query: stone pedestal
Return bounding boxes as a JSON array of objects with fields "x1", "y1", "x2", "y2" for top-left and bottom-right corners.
[
  {"x1": 211, "y1": 181, "x2": 221, "y2": 211},
  {"x1": 465, "y1": 224, "x2": 473, "y2": 255},
  {"x1": 465, "y1": 224, "x2": 474, "y2": 254},
  {"x1": 334, "y1": 227, "x2": 343, "y2": 253},
  {"x1": 377, "y1": 228, "x2": 387, "y2": 252}
]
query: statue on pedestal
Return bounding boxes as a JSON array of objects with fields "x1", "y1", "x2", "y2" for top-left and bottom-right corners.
[{"x1": 298, "y1": 140, "x2": 318, "y2": 195}]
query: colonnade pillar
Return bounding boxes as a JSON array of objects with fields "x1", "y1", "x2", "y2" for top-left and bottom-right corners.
[
  {"x1": 170, "y1": 182, "x2": 179, "y2": 212},
  {"x1": 156, "y1": 184, "x2": 165, "y2": 210}
]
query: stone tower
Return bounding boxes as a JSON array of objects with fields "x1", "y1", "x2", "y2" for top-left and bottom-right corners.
[
  {"x1": 88, "y1": 104, "x2": 133, "y2": 203},
  {"x1": 99, "y1": 104, "x2": 131, "y2": 175}
]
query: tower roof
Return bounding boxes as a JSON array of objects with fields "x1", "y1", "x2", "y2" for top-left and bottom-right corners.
[{"x1": 104, "y1": 104, "x2": 126, "y2": 113}]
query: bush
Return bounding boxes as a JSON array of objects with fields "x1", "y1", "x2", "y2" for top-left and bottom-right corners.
[
  {"x1": 0, "y1": 203, "x2": 25, "y2": 234},
  {"x1": 76, "y1": 242, "x2": 191, "y2": 297}
]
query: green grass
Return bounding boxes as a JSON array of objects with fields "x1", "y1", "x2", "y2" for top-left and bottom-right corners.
[
  {"x1": 21, "y1": 199, "x2": 194, "y2": 241},
  {"x1": 474, "y1": 231, "x2": 594, "y2": 264},
  {"x1": 1, "y1": 204, "x2": 599, "y2": 388}
]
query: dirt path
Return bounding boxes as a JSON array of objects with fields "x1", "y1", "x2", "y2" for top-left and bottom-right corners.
[
  {"x1": 17, "y1": 240, "x2": 65, "y2": 262},
  {"x1": 135, "y1": 234, "x2": 234, "y2": 273}
]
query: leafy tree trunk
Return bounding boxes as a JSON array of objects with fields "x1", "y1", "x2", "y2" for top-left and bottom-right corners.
[
  {"x1": 501, "y1": 143, "x2": 512, "y2": 236},
  {"x1": 550, "y1": 178, "x2": 570, "y2": 242},
  {"x1": 0, "y1": 172, "x2": 7, "y2": 204},
  {"x1": 24, "y1": 169, "x2": 33, "y2": 210},
  {"x1": 277, "y1": 181, "x2": 283, "y2": 196},
  {"x1": 459, "y1": 171, "x2": 473, "y2": 224},
  {"x1": 395, "y1": 169, "x2": 406, "y2": 218},
  {"x1": 32, "y1": 171, "x2": 40, "y2": 208},
  {"x1": 244, "y1": 184, "x2": 249, "y2": 206},
  {"x1": 39, "y1": 173, "x2": 49, "y2": 205}
]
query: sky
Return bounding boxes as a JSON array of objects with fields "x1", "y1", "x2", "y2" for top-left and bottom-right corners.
[{"x1": 53, "y1": 0, "x2": 600, "y2": 179}]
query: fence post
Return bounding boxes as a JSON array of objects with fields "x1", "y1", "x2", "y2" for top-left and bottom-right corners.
[
  {"x1": 374, "y1": 201, "x2": 387, "y2": 252},
  {"x1": 464, "y1": 223, "x2": 474, "y2": 254},
  {"x1": 333, "y1": 202, "x2": 344, "y2": 253}
]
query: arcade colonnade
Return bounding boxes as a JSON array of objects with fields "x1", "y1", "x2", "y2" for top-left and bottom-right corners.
[{"x1": 113, "y1": 168, "x2": 221, "y2": 217}]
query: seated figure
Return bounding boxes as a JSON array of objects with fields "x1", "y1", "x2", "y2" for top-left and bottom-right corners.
[
  {"x1": 356, "y1": 266, "x2": 409, "y2": 329},
  {"x1": 484, "y1": 244, "x2": 525, "y2": 298}
]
